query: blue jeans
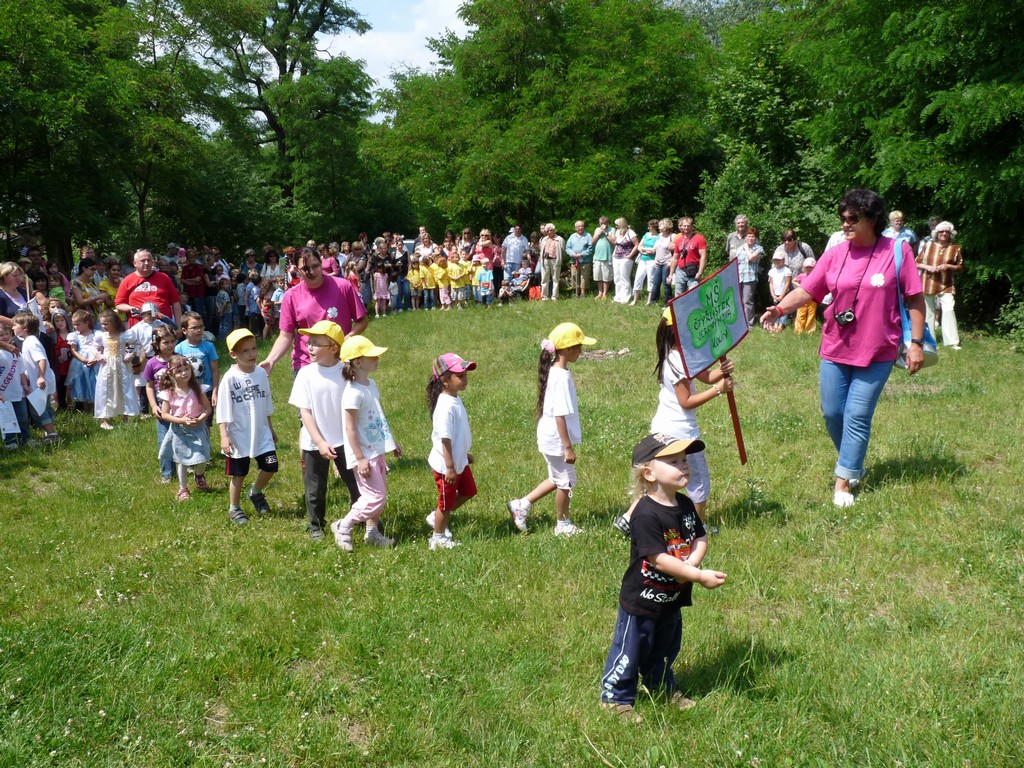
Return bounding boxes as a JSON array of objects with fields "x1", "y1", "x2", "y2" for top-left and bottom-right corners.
[
  {"x1": 156, "y1": 417, "x2": 173, "y2": 480},
  {"x1": 7, "y1": 398, "x2": 29, "y2": 446},
  {"x1": 649, "y1": 262, "x2": 672, "y2": 304},
  {"x1": 819, "y1": 359, "x2": 894, "y2": 481},
  {"x1": 397, "y1": 276, "x2": 411, "y2": 310},
  {"x1": 203, "y1": 296, "x2": 217, "y2": 330},
  {"x1": 673, "y1": 270, "x2": 699, "y2": 296},
  {"x1": 600, "y1": 607, "x2": 682, "y2": 706}
]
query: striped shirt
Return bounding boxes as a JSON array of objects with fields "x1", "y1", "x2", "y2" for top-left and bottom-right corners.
[{"x1": 916, "y1": 241, "x2": 961, "y2": 295}]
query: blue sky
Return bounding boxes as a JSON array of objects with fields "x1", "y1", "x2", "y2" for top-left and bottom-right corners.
[{"x1": 325, "y1": 0, "x2": 468, "y2": 92}]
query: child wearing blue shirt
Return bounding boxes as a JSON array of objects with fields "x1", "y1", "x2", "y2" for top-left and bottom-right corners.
[{"x1": 174, "y1": 311, "x2": 220, "y2": 407}]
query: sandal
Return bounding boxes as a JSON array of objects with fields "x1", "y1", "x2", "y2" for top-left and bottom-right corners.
[
  {"x1": 176, "y1": 488, "x2": 191, "y2": 502},
  {"x1": 331, "y1": 519, "x2": 353, "y2": 552}
]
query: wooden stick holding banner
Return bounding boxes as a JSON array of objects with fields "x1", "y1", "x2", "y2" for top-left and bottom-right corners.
[{"x1": 668, "y1": 259, "x2": 748, "y2": 465}]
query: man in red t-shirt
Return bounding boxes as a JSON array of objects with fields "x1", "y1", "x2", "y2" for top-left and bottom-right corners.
[
  {"x1": 671, "y1": 217, "x2": 708, "y2": 295},
  {"x1": 115, "y1": 249, "x2": 183, "y2": 328}
]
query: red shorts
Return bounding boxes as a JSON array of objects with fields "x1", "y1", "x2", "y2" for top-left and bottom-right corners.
[{"x1": 432, "y1": 465, "x2": 477, "y2": 512}]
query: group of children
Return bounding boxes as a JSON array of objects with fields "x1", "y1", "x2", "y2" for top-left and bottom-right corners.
[
  {"x1": 404, "y1": 252, "x2": 497, "y2": 313},
  {"x1": 3, "y1": 305, "x2": 734, "y2": 719},
  {"x1": 207, "y1": 312, "x2": 736, "y2": 718},
  {"x1": 766, "y1": 252, "x2": 819, "y2": 334}
]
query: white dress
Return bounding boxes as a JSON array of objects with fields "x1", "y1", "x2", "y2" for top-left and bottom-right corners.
[{"x1": 94, "y1": 329, "x2": 142, "y2": 418}]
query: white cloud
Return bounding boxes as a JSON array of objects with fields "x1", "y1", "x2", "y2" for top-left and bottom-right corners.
[{"x1": 324, "y1": 0, "x2": 469, "y2": 91}]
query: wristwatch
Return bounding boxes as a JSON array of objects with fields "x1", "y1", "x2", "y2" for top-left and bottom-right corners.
[{"x1": 911, "y1": 338, "x2": 924, "y2": 346}]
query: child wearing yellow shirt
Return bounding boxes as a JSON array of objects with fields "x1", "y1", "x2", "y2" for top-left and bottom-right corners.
[
  {"x1": 447, "y1": 255, "x2": 467, "y2": 310},
  {"x1": 408, "y1": 261, "x2": 425, "y2": 311},
  {"x1": 421, "y1": 256, "x2": 438, "y2": 310},
  {"x1": 433, "y1": 256, "x2": 451, "y2": 310}
]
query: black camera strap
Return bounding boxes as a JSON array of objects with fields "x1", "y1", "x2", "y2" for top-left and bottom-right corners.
[{"x1": 831, "y1": 239, "x2": 879, "y2": 322}]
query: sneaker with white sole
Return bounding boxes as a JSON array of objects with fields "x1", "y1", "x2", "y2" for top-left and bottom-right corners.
[
  {"x1": 364, "y1": 528, "x2": 395, "y2": 548},
  {"x1": 554, "y1": 520, "x2": 582, "y2": 537},
  {"x1": 331, "y1": 519, "x2": 353, "y2": 552},
  {"x1": 429, "y1": 533, "x2": 460, "y2": 550},
  {"x1": 425, "y1": 510, "x2": 452, "y2": 539},
  {"x1": 507, "y1": 499, "x2": 529, "y2": 532}
]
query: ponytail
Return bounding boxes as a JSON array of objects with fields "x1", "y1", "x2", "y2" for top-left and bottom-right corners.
[
  {"x1": 426, "y1": 374, "x2": 445, "y2": 416},
  {"x1": 654, "y1": 318, "x2": 674, "y2": 384},
  {"x1": 535, "y1": 347, "x2": 555, "y2": 421}
]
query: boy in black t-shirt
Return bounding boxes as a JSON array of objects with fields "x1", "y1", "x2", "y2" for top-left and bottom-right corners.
[{"x1": 599, "y1": 433, "x2": 727, "y2": 720}]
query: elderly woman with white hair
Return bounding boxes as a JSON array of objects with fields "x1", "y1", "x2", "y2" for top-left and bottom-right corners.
[{"x1": 916, "y1": 221, "x2": 963, "y2": 350}]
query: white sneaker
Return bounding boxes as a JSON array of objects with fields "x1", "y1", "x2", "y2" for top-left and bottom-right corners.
[
  {"x1": 507, "y1": 499, "x2": 529, "y2": 532},
  {"x1": 554, "y1": 520, "x2": 582, "y2": 537},
  {"x1": 833, "y1": 490, "x2": 855, "y2": 508},
  {"x1": 429, "y1": 533, "x2": 460, "y2": 550},
  {"x1": 331, "y1": 519, "x2": 353, "y2": 552},
  {"x1": 364, "y1": 528, "x2": 395, "y2": 548},
  {"x1": 425, "y1": 510, "x2": 452, "y2": 539}
]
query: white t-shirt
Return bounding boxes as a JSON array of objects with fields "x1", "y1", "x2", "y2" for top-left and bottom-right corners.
[
  {"x1": 20, "y1": 335, "x2": 55, "y2": 395},
  {"x1": 216, "y1": 365, "x2": 275, "y2": 458},
  {"x1": 768, "y1": 265, "x2": 792, "y2": 296},
  {"x1": 536, "y1": 366, "x2": 580, "y2": 455},
  {"x1": 428, "y1": 393, "x2": 472, "y2": 474},
  {"x1": 650, "y1": 348, "x2": 700, "y2": 440},
  {"x1": 288, "y1": 361, "x2": 347, "y2": 453},
  {"x1": 340, "y1": 379, "x2": 396, "y2": 469}
]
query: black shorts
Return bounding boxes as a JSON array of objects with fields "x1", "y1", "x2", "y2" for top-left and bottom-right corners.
[{"x1": 225, "y1": 451, "x2": 279, "y2": 477}]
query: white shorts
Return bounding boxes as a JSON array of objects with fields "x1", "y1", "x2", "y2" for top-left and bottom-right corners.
[
  {"x1": 543, "y1": 453, "x2": 577, "y2": 490},
  {"x1": 685, "y1": 449, "x2": 710, "y2": 504},
  {"x1": 593, "y1": 261, "x2": 613, "y2": 282}
]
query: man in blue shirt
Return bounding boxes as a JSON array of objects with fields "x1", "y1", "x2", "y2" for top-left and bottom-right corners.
[{"x1": 565, "y1": 220, "x2": 594, "y2": 298}]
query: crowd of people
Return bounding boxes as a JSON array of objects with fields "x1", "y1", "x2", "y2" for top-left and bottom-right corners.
[
  {"x1": 0, "y1": 188, "x2": 968, "y2": 717},
  {"x1": 0, "y1": 201, "x2": 964, "y2": 452}
]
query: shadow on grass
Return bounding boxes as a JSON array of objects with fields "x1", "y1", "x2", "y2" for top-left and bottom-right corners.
[
  {"x1": 682, "y1": 638, "x2": 790, "y2": 700},
  {"x1": 867, "y1": 452, "x2": 968, "y2": 486},
  {"x1": 716, "y1": 479, "x2": 787, "y2": 528}
]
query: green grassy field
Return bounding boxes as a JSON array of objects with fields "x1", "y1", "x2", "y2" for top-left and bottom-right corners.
[{"x1": 2, "y1": 300, "x2": 1022, "y2": 767}]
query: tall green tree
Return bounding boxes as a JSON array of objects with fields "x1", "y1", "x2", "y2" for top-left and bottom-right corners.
[
  {"x1": 186, "y1": 0, "x2": 373, "y2": 223},
  {"x1": 0, "y1": 0, "x2": 134, "y2": 265},
  {"x1": 785, "y1": 0, "x2": 1024, "y2": 323},
  {"x1": 367, "y1": 0, "x2": 716, "y2": 231}
]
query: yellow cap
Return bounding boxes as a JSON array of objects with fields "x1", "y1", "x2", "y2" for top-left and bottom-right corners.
[
  {"x1": 662, "y1": 306, "x2": 674, "y2": 327},
  {"x1": 548, "y1": 322, "x2": 596, "y2": 350},
  {"x1": 225, "y1": 328, "x2": 256, "y2": 351},
  {"x1": 338, "y1": 335, "x2": 388, "y2": 362},
  {"x1": 297, "y1": 320, "x2": 346, "y2": 348}
]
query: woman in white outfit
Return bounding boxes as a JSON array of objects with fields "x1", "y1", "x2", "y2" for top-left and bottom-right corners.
[{"x1": 610, "y1": 218, "x2": 638, "y2": 304}]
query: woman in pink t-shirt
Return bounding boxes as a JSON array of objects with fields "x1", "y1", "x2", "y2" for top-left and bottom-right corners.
[{"x1": 760, "y1": 189, "x2": 925, "y2": 509}]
